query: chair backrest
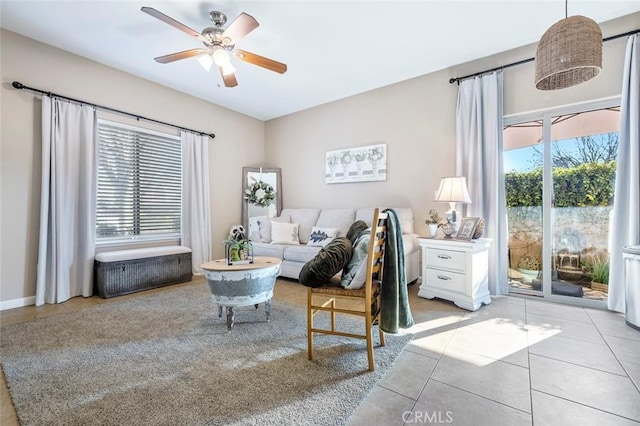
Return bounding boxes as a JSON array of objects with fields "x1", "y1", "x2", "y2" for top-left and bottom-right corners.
[{"x1": 365, "y1": 208, "x2": 388, "y2": 298}]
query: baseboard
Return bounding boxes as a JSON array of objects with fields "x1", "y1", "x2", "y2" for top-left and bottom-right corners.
[{"x1": 0, "y1": 296, "x2": 36, "y2": 311}]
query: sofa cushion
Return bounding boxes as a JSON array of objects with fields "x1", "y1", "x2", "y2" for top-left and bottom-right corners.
[
  {"x1": 307, "y1": 226, "x2": 338, "y2": 247},
  {"x1": 299, "y1": 237, "x2": 353, "y2": 288},
  {"x1": 280, "y1": 209, "x2": 321, "y2": 244},
  {"x1": 315, "y1": 209, "x2": 357, "y2": 238},
  {"x1": 355, "y1": 208, "x2": 379, "y2": 228},
  {"x1": 251, "y1": 242, "x2": 288, "y2": 258},
  {"x1": 271, "y1": 221, "x2": 300, "y2": 245},
  {"x1": 283, "y1": 245, "x2": 322, "y2": 263},
  {"x1": 402, "y1": 233, "x2": 420, "y2": 255},
  {"x1": 392, "y1": 208, "x2": 415, "y2": 234},
  {"x1": 355, "y1": 207, "x2": 414, "y2": 234}
]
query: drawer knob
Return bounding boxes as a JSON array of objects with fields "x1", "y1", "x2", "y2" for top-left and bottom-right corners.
[
  {"x1": 437, "y1": 275, "x2": 452, "y2": 281},
  {"x1": 437, "y1": 254, "x2": 452, "y2": 260}
]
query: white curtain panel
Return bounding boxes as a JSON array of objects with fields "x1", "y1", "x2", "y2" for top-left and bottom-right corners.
[
  {"x1": 609, "y1": 34, "x2": 640, "y2": 313},
  {"x1": 36, "y1": 97, "x2": 97, "y2": 306},
  {"x1": 181, "y1": 131, "x2": 212, "y2": 274},
  {"x1": 455, "y1": 71, "x2": 508, "y2": 295}
]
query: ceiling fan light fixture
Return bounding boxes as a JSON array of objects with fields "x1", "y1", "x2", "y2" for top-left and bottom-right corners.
[
  {"x1": 197, "y1": 54, "x2": 214, "y2": 72},
  {"x1": 221, "y1": 62, "x2": 236, "y2": 76},
  {"x1": 534, "y1": 14, "x2": 602, "y2": 90},
  {"x1": 213, "y1": 48, "x2": 231, "y2": 67},
  {"x1": 142, "y1": 7, "x2": 287, "y2": 87}
]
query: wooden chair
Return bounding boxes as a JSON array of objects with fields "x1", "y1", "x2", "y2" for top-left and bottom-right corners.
[{"x1": 307, "y1": 208, "x2": 387, "y2": 371}]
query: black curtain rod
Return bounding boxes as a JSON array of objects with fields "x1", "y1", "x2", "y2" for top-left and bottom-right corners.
[
  {"x1": 11, "y1": 81, "x2": 216, "y2": 139},
  {"x1": 449, "y1": 28, "x2": 640, "y2": 84}
]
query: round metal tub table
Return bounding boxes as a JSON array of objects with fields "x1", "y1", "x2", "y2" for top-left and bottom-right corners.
[{"x1": 201, "y1": 257, "x2": 282, "y2": 330}]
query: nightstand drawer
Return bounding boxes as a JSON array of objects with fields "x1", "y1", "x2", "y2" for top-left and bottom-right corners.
[
  {"x1": 425, "y1": 268, "x2": 465, "y2": 293},
  {"x1": 426, "y1": 249, "x2": 465, "y2": 272}
]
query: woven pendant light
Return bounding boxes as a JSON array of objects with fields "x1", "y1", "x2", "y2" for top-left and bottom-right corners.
[{"x1": 535, "y1": 14, "x2": 602, "y2": 90}]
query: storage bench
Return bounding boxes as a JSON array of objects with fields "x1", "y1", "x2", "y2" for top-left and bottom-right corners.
[{"x1": 94, "y1": 246, "x2": 192, "y2": 298}]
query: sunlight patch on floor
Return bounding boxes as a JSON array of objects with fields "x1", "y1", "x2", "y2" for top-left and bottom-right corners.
[{"x1": 409, "y1": 316, "x2": 562, "y2": 367}]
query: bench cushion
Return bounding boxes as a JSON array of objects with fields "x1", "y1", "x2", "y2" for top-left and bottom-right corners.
[{"x1": 95, "y1": 246, "x2": 191, "y2": 263}]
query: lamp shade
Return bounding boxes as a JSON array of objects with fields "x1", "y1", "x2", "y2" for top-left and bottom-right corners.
[
  {"x1": 197, "y1": 54, "x2": 214, "y2": 72},
  {"x1": 535, "y1": 15, "x2": 602, "y2": 91},
  {"x1": 434, "y1": 176, "x2": 472, "y2": 204}
]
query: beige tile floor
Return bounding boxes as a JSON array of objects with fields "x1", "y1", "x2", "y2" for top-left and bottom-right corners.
[{"x1": 1, "y1": 277, "x2": 639, "y2": 425}]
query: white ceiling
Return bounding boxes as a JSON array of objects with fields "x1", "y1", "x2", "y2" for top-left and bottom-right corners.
[{"x1": 2, "y1": 1, "x2": 639, "y2": 121}]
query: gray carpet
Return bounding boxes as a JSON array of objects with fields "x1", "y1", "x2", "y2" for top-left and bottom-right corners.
[{"x1": 1, "y1": 283, "x2": 411, "y2": 425}]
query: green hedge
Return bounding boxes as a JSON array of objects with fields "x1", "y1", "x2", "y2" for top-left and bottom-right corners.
[{"x1": 505, "y1": 162, "x2": 615, "y2": 207}]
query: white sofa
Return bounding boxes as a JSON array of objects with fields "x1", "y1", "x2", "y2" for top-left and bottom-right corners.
[{"x1": 249, "y1": 207, "x2": 420, "y2": 283}]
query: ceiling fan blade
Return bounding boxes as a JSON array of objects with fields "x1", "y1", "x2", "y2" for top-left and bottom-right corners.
[
  {"x1": 234, "y1": 50, "x2": 287, "y2": 74},
  {"x1": 221, "y1": 13, "x2": 259, "y2": 44},
  {"x1": 154, "y1": 48, "x2": 209, "y2": 64},
  {"x1": 141, "y1": 7, "x2": 209, "y2": 44},
  {"x1": 218, "y1": 67, "x2": 238, "y2": 87}
]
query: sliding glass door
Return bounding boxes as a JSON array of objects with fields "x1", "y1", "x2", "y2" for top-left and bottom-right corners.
[{"x1": 503, "y1": 100, "x2": 619, "y2": 307}]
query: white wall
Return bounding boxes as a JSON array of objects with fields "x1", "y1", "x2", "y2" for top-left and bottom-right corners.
[
  {"x1": 265, "y1": 13, "x2": 639, "y2": 235},
  {"x1": 2, "y1": 12, "x2": 637, "y2": 307},
  {"x1": 265, "y1": 67, "x2": 458, "y2": 222},
  {"x1": 0, "y1": 29, "x2": 265, "y2": 306}
]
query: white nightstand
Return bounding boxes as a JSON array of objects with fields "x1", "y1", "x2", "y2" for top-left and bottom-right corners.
[{"x1": 417, "y1": 237, "x2": 491, "y2": 311}]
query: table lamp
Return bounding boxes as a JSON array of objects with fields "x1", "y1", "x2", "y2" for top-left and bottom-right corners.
[{"x1": 434, "y1": 176, "x2": 472, "y2": 231}]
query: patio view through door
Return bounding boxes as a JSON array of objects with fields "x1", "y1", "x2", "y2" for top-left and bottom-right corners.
[{"x1": 503, "y1": 99, "x2": 620, "y2": 307}]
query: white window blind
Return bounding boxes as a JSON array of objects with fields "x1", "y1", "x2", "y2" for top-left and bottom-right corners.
[{"x1": 97, "y1": 120, "x2": 182, "y2": 241}]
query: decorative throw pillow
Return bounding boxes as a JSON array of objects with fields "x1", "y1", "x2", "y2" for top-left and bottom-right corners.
[
  {"x1": 255, "y1": 214, "x2": 289, "y2": 243},
  {"x1": 307, "y1": 226, "x2": 338, "y2": 247},
  {"x1": 299, "y1": 237, "x2": 353, "y2": 287},
  {"x1": 270, "y1": 221, "x2": 300, "y2": 245},
  {"x1": 341, "y1": 231, "x2": 371, "y2": 289},
  {"x1": 345, "y1": 220, "x2": 368, "y2": 245}
]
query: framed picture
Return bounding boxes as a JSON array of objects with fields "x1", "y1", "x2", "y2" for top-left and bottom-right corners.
[
  {"x1": 455, "y1": 217, "x2": 481, "y2": 240},
  {"x1": 325, "y1": 143, "x2": 387, "y2": 184}
]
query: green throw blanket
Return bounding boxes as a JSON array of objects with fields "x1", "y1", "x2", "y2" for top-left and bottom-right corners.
[{"x1": 380, "y1": 209, "x2": 414, "y2": 333}]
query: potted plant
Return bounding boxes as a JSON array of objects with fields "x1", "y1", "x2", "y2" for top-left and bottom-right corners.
[
  {"x1": 425, "y1": 209, "x2": 443, "y2": 238},
  {"x1": 583, "y1": 254, "x2": 609, "y2": 293},
  {"x1": 224, "y1": 225, "x2": 253, "y2": 265},
  {"x1": 225, "y1": 239, "x2": 253, "y2": 265}
]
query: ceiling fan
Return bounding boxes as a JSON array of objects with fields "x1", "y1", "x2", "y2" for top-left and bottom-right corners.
[{"x1": 141, "y1": 7, "x2": 287, "y2": 87}]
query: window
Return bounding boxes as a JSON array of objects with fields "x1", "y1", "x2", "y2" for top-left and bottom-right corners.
[
  {"x1": 97, "y1": 120, "x2": 181, "y2": 242},
  {"x1": 503, "y1": 99, "x2": 619, "y2": 307}
]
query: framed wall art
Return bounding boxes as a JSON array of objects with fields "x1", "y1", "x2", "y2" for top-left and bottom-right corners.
[{"x1": 325, "y1": 143, "x2": 387, "y2": 184}]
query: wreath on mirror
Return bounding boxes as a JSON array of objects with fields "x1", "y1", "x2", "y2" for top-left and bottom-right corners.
[{"x1": 244, "y1": 181, "x2": 275, "y2": 207}]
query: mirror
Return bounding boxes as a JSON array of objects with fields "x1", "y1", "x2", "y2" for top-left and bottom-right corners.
[{"x1": 242, "y1": 166, "x2": 282, "y2": 240}]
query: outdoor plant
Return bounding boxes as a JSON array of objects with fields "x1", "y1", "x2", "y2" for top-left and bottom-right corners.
[
  {"x1": 582, "y1": 255, "x2": 610, "y2": 284},
  {"x1": 505, "y1": 162, "x2": 615, "y2": 208}
]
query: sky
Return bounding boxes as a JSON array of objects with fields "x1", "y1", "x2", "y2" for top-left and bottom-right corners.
[
  {"x1": 503, "y1": 145, "x2": 539, "y2": 173},
  {"x1": 503, "y1": 132, "x2": 618, "y2": 173}
]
